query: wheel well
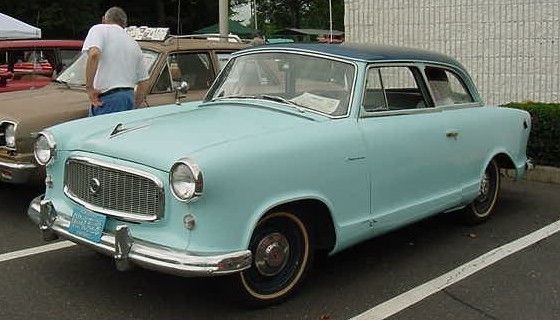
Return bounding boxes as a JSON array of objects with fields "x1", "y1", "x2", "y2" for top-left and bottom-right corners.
[
  {"x1": 493, "y1": 153, "x2": 516, "y2": 169},
  {"x1": 264, "y1": 199, "x2": 336, "y2": 253}
]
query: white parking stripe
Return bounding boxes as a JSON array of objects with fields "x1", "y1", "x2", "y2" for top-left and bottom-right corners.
[
  {"x1": 351, "y1": 219, "x2": 560, "y2": 320},
  {"x1": 0, "y1": 241, "x2": 76, "y2": 263}
]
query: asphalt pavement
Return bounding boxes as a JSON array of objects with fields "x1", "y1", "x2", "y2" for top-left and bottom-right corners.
[{"x1": 0, "y1": 179, "x2": 559, "y2": 320}]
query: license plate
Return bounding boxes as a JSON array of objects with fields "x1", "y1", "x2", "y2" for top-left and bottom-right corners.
[{"x1": 68, "y1": 208, "x2": 107, "y2": 243}]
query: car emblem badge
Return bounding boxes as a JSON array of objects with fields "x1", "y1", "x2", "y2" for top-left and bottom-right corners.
[
  {"x1": 110, "y1": 123, "x2": 125, "y2": 137},
  {"x1": 89, "y1": 178, "x2": 101, "y2": 196}
]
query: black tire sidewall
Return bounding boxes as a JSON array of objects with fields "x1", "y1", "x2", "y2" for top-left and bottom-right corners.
[
  {"x1": 237, "y1": 211, "x2": 312, "y2": 306},
  {"x1": 464, "y1": 160, "x2": 500, "y2": 224}
]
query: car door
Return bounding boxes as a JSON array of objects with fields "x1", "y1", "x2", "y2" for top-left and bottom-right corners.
[
  {"x1": 358, "y1": 64, "x2": 462, "y2": 230},
  {"x1": 146, "y1": 51, "x2": 217, "y2": 106},
  {"x1": 145, "y1": 59, "x2": 176, "y2": 107},
  {"x1": 169, "y1": 51, "x2": 216, "y2": 100},
  {"x1": 422, "y1": 65, "x2": 485, "y2": 202}
]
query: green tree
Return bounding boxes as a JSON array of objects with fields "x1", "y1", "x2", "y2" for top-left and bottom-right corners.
[
  {"x1": 0, "y1": 0, "x2": 343, "y2": 39},
  {"x1": 0, "y1": 0, "x2": 222, "y2": 38},
  {"x1": 231, "y1": 0, "x2": 344, "y2": 35},
  {"x1": 303, "y1": 0, "x2": 344, "y2": 31},
  {"x1": 0, "y1": 0, "x2": 103, "y2": 38}
]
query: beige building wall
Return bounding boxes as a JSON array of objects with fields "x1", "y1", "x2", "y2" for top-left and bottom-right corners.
[{"x1": 345, "y1": 0, "x2": 560, "y2": 105}]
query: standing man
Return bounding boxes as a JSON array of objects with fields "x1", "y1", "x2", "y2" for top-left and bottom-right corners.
[{"x1": 83, "y1": 7, "x2": 149, "y2": 116}]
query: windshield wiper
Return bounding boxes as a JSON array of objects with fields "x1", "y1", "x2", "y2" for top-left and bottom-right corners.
[
  {"x1": 210, "y1": 95, "x2": 258, "y2": 102},
  {"x1": 258, "y1": 95, "x2": 306, "y2": 113},
  {"x1": 209, "y1": 94, "x2": 306, "y2": 113}
]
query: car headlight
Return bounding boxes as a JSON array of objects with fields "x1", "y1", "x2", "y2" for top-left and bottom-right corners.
[
  {"x1": 170, "y1": 158, "x2": 203, "y2": 202},
  {"x1": 34, "y1": 132, "x2": 57, "y2": 166},
  {"x1": 4, "y1": 123, "x2": 16, "y2": 148}
]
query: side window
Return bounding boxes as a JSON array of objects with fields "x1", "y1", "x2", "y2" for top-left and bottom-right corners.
[
  {"x1": 425, "y1": 67, "x2": 475, "y2": 106},
  {"x1": 169, "y1": 52, "x2": 215, "y2": 90},
  {"x1": 152, "y1": 64, "x2": 172, "y2": 93},
  {"x1": 216, "y1": 52, "x2": 233, "y2": 70},
  {"x1": 58, "y1": 49, "x2": 80, "y2": 72},
  {"x1": 363, "y1": 69, "x2": 386, "y2": 111},
  {"x1": 363, "y1": 66, "x2": 427, "y2": 112}
]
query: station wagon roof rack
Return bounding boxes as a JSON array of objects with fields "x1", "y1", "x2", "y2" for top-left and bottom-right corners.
[
  {"x1": 165, "y1": 34, "x2": 242, "y2": 44},
  {"x1": 126, "y1": 27, "x2": 244, "y2": 43},
  {"x1": 126, "y1": 26, "x2": 170, "y2": 41}
]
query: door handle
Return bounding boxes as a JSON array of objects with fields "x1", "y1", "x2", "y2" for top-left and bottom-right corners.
[{"x1": 446, "y1": 130, "x2": 459, "y2": 139}]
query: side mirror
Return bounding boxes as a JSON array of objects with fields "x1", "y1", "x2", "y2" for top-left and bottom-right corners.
[{"x1": 174, "y1": 81, "x2": 189, "y2": 105}]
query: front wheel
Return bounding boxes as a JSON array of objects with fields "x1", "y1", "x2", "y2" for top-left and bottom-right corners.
[
  {"x1": 233, "y1": 211, "x2": 312, "y2": 307},
  {"x1": 461, "y1": 160, "x2": 500, "y2": 224}
]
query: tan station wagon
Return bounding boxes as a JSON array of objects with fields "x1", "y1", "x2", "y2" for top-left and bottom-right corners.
[{"x1": 0, "y1": 36, "x2": 246, "y2": 184}]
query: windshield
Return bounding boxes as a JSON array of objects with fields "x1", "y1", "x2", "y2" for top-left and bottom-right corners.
[
  {"x1": 56, "y1": 49, "x2": 159, "y2": 86},
  {"x1": 206, "y1": 52, "x2": 356, "y2": 117}
]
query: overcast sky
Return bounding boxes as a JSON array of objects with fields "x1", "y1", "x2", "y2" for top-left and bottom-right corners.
[{"x1": 232, "y1": 3, "x2": 251, "y2": 25}]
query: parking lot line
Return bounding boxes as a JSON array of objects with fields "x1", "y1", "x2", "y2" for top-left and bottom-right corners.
[
  {"x1": 351, "y1": 218, "x2": 560, "y2": 320},
  {"x1": 0, "y1": 241, "x2": 76, "y2": 263}
]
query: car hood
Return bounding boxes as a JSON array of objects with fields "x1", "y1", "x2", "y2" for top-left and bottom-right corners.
[
  {"x1": 0, "y1": 83, "x2": 87, "y2": 139},
  {"x1": 62, "y1": 102, "x2": 323, "y2": 171},
  {"x1": 0, "y1": 83, "x2": 87, "y2": 120}
]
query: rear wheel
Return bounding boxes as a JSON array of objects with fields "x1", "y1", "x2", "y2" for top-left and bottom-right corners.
[
  {"x1": 462, "y1": 160, "x2": 500, "y2": 224},
  {"x1": 234, "y1": 211, "x2": 312, "y2": 307}
]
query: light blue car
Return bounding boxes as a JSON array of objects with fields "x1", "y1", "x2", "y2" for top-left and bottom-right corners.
[{"x1": 28, "y1": 44, "x2": 532, "y2": 306}]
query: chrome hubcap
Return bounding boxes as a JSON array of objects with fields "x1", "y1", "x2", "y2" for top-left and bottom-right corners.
[
  {"x1": 478, "y1": 173, "x2": 490, "y2": 201},
  {"x1": 254, "y1": 232, "x2": 290, "y2": 276}
]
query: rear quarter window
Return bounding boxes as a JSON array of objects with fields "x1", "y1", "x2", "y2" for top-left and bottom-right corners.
[{"x1": 424, "y1": 66, "x2": 475, "y2": 106}]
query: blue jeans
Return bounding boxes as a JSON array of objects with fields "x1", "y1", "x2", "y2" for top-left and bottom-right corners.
[{"x1": 89, "y1": 89, "x2": 134, "y2": 116}]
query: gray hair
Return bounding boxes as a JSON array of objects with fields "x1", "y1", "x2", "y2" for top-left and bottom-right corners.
[{"x1": 104, "y1": 7, "x2": 127, "y2": 27}]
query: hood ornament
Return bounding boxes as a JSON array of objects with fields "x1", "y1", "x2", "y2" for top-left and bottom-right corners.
[
  {"x1": 110, "y1": 123, "x2": 126, "y2": 136},
  {"x1": 109, "y1": 122, "x2": 150, "y2": 138}
]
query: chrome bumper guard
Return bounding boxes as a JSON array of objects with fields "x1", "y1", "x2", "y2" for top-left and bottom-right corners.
[
  {"x1": 28, "y1": 196, "x2": 252, "y2": 277},
  {"x1": 525, "y1": 159, "x2": 534, "y2": 171}
]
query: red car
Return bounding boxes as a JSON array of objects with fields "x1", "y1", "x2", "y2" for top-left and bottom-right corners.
[{"x1": 0, "y1": 40, "x2": 83, "y2": 93}]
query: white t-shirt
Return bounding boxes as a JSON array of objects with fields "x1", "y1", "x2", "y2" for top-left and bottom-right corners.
[{"x1": 82, "y1": 24, "x2": 148, "y2": 93}]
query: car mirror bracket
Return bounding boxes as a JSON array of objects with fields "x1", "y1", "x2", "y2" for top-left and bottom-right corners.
[{"x1": 175, "y1": 81, "x2": 189, "y2": 105}]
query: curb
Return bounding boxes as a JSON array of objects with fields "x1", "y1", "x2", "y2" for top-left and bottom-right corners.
[{"x1": 521, "y1": 165, "x2": 560, "y2": 184}]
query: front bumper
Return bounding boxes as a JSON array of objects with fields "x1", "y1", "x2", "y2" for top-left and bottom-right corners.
[
  {"x1": 0, "y1": 158, "x2": 37, "y2": 183},
  {"x1": 28, "y1": 196, "x2": 252, "y2": 277}
]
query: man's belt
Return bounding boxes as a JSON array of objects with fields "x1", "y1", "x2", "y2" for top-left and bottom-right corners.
[{"x1": 100, "y1": 87, "x2": 133, "y2": 97}]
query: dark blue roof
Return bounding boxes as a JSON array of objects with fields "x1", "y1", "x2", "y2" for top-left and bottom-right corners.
[{"x1": 241, "y1": 43, "x2": 465, "y2": 70}]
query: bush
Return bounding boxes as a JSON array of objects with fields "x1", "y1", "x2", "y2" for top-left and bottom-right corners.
[{"x1": 503, "y1": 102, "x2": 560, "y2": 167}]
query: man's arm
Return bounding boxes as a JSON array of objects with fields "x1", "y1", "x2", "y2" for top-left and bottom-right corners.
[
  {"x1": 85, "y1": 47, "x2": 102, "y2": 107},
  {"x1": 135, "y1": 79, "x2": 149, "y2": 107},
  {"x1": 134, "y1": 46, "x2": 150, "y2": 107}
]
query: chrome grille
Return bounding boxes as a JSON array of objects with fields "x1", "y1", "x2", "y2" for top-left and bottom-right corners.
[{"x1": 64, "y1": 157, "x2": 164, "y2": 222}]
